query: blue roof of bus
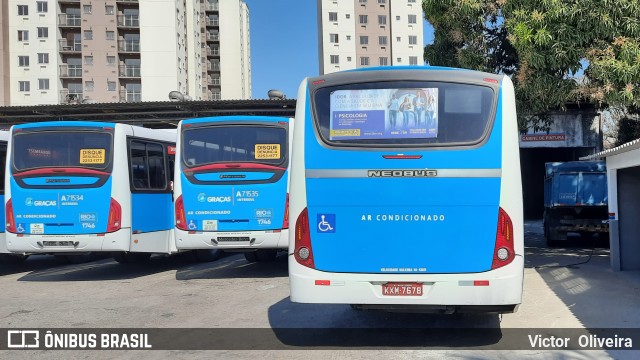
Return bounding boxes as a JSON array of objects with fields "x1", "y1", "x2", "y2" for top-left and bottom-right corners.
[
  {"x1": 13, "y1": 121, "x2": 114, "y2": 129},
  {"x1": 181, "y1": 115, "x2": 289, "y2": 125}
]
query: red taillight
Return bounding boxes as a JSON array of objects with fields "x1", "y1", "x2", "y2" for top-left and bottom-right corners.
[
  {"x1": 6, "y1": 199, "x2": 16, "y2": 233},
  {"x1": 107, "y1": 197, "x2": 122, "y2": 233},
  {"x1": 282, "y1": 193, "x2": 289, "y2": 229},
  {"x1": 294, "y1": 207, "x2": 315, "y2": 269},
  {"x1": 491, "y1": 207, "x2": 515, "y2": 270},
  {"x1": 175, "y1": 195, "x2": 187, "y2": 230}
]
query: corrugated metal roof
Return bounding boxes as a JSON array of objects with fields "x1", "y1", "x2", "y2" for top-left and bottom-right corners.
[{"x1": 580, "y1": 138, "x2": 640, "y2": 160}]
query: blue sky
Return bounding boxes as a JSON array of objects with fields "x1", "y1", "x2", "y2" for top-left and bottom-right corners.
[{"x1": 244, "y1": 0, "x2": 434, "y2": 99}]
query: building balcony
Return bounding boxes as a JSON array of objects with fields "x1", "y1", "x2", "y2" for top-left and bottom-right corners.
[
  {"x1": 207, "y1": 76, "x2": 220, "y2": 85},
  {"x1": 119, "y1": 65, "x2": 141, "y2": 77},
  {"x1": 116, "y1": 0, "x2": 139, "y2": 3},
  {"x1": 58, "y1": 40, "x2": 82, "y2": 52},
  {"x1": 117, "y1": 15, "x2": 140, "y2": 27},
  {"x1": 206, "y1": 63, "x2": 220, "y2": 72},
  {"x1": 206, "y1": 33, "x2": 219, "y2": 42},
  {"x1": 119, "y1": 90, "x2": 141, "y2": 102},
  {"x1": 58, "y1": 0, "x2": 80, "y2": 3},
  {"x1": 58, "y1": 14, "x2": 81, "y2": 27},
  {"x1": 60, "y1": 90, "x2": 83, "y2": 104},
  {"x1": 59, "y1": 65, "x2": 83, "y2": 78},
  {"x1": 206, "y1": 48, "x2": 219, "y2": 57},
  {"x1": 206, "y1": 19, "x2": 219, "y2": 27},
  {"x1": 118, "y1": 40, "x2": 140, "y2": 52},
  {"x1": 205, "y1": 4, "x2": 219, "y2": 12}
]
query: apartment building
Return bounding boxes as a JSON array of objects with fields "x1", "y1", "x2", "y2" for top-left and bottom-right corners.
[
  {"x1": 318, "y1": 0, "x2": 424, "y2": 75},
  {"x1": 3, "y1": 0, "x2": 251, "y2": 106}
]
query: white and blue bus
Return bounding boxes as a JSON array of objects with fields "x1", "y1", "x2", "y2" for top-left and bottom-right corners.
[
  {"x1": 0, "y1": 130, "x2": 27, "y2": 264},
  {"x1": 174, "y1": 116, "x2": 292, "y2": 262},
  {"x1": 4, "y1": 121, "x2": 176, "y2": 263},
  {"x1": 289, "y1": 67, "x2": 523, "y2": 313}
]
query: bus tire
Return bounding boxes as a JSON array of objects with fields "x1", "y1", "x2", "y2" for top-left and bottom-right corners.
[
  {"x1": 244, "y1": 251, "x2": 258, "y2": 263},
  {"x1": 256, "y1": 249, "x2": 277, "y2": 262},
  {"x1": 0, "y1": 253, "x2": 29, "y2": 264},
  {"x1": 193, "y1": 249, "x2": 221, "y2": 262}
]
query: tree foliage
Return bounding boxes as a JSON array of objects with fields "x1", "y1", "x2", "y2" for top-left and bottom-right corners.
[{"x1": 423, "y1": 0, "x2": 640, "y2": 134}]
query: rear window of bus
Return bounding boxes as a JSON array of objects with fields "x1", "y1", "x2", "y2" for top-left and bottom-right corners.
[
  {"x1": 312, "y1": 81, "x2": 496, "y2": 147},
  {"x1": 182, "y1": 125, "x2": 288, "y2": 168}
]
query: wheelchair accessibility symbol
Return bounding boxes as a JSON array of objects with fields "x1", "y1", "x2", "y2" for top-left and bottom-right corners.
[{"x1": 317, "y1": 214, "x2": 335, "y2": 233}]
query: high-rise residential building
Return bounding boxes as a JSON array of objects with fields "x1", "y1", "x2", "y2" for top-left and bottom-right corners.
[
  {"x1": 2, "y1": 0, "x2": 251, "y2": 106},
  {"x1": 317, "y1": 0, "x2": 424, "y2": 75},
  {"x1": 1, "y1": 1, "x2": 10, "y2": 106}
]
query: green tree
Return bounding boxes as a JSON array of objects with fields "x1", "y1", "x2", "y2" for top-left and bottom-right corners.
[{"x1": 423, "y1": 0, "x2": 640, "y2": 135}]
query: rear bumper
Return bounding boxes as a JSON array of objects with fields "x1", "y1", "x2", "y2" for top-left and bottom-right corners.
[
  {"x1": 5, "y1": 229, "x2": 131, "y2": 254},
  {"x1": 289, "y1": 255, "x2": 523, "y2": 311},
  {"x1": 174, "y1": 228, "x2": 288, "y2": 250}
]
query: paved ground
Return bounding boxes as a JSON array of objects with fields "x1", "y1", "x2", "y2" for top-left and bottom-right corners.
[{"x1": 0, "y1": 220, "x2": 638, "y2": 359}]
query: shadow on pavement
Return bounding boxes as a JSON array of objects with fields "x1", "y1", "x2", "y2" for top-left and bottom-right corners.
[
  {"x1": 15, "y1": 252, "x2": 201, "y2": 282},
  {"x1": 175, "y1": 252, "x2": 288, "y2": 280},
  {"x1": 266, "y1": 297, "x2": 504, "y2": 348}
]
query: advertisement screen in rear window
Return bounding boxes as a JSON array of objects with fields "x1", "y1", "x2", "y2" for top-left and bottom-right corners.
[{"x1": 330, "y1": 88, "x2": 439, "y2": 140}]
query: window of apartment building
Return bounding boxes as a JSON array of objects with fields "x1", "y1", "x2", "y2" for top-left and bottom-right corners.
[
  {"x1": 379, "y1": 0, "x2": 386, "y2": 3},
  {"x1": 83, "y1": 5, "x2": 92, "y2": 14},
  {"x1": 396, "y1": 15, "x2": 400, "y2": 20},
  {"x1": 37, "y1": 27, "x2": 48, "y2": 38},
  {"x1": 105, "y1": 5, "x2": 114, "y2": 15},
  {"x1": 346, "y1": 35, "x2": 351, "y2": 40},
  {"x1": 396, "y1": 36, "x2": 401, "y2": 42},
  {"x1": 360, "y1": 36, "x2": 369, "y2": 45},
  {"x1": 38, "y1": 79, "x2": 50, "y2": 90},
  {"x1": 106, "y1": 55, "x2": 116, "y2": 66},
  {"x1": 38, "y1": 53, "x2": 49, "y2": 64},
  {"x1": 84, "y1": 30, "x2": 93, "y2": 40},
  {"x1": 17, "y1": 55, "x2": 33, "y2": 69},
  {"x1": 107, "y1": 81, "x2": 116, "y2": 91},
  {"x1": 329, "y1": 12, "x2": 337, "y2": 22},
  {"x1": 409, "y1": 56, "x2": 419, "y2": 65},
  {"x1": 359, "y1": 0, "x2": 367, "y2": 3},
  {"x1": 18, "y1": 30, "x2": 29, "y2": 42},
  {"x1": 84, "y1": 56, "x2": 93, "y2": 65},
  {"x1": 106, "y1": 31, "x2": 115, "y2": 41},
  {"x1": 408, "y1": 0, "x2": 417, "y2": 3},
  {"x1": 330, "y1": 55, "x2": 339, "y2": 64},
  {"x1": 346, "y1": 14, "x2": 350, "y2": 19},
  {"x1": 18, "y1": 5, "x2": 28, "y2": 16},
  {"x1": 18, "y1": 56, "x2": 29, "y2": 67},
  {"x1": 85, "y1": 81, "x2": 94, "y2": 92},
  {"x1": 408, "y1": 15, "x2": 417, "y2": 24},
  {"x1": 378, "y1": 15, "x2": 386, "y2": 25},
  {"x1": 360, "y1": 57, "x2": 369, "y2": 66},
  {"x1": 126, "y1": 83, "x2": 142, "y2": 102},
  {"x1": 347, "y1": 56, "x2": 352, "y2": 62},
  {"x1": 37, "y1": 2, "x2": 48, "y2": 13},
  {"x1": 359, "y1": 15, "x2": 368, "y2": 24},
  {"x1": 329, "y1": 33, "x2": 339, "y2": 43},
  {"x1": 19, "y1": 81, "x2": 30, "y2": 92},
  {"x1": 379, "y1": 57, "x2": 388, "y2": 66},
  {"x1": 379, "y1": 36, "x2": 387, "y2": 45},
  {"x1": 409, "y1": 35, "x2": 417, "y2": 45}
]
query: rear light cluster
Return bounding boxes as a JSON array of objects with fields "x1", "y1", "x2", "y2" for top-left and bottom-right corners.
[
  {"x1": 491, "y1": 207, "x2": 515, "y2": 269},
  {"x1": 107, "y1": 197, "x2": 122, "y2": 233},
  {"x1": 175, "y1": 195, "x2": 187, "y2": 230},
  {"x1": 5, "y1": 199, "x2": 16, "y2": 233},
  {"x1": 294, "y1": 207, "x2": 315, "y2": 269}
]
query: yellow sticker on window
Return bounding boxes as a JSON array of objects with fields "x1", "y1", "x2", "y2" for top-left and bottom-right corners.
[
  {"x1": 79, "y1": 149, "x2": 106, "y2": 164},
  {"x1": 254, "y1": 144, "x2": 281, "y2": 159}
]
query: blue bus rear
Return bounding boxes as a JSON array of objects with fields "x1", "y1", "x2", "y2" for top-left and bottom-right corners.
[
  {"x1": 289, "y1": 67, "x2": 523, "y2": 312},
  {"x1": 174, "y1": 116, "x2": 291, "y2": 261}
]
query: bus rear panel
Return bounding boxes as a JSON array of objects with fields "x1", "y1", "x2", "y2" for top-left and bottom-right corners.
[
  {"x1": 289, "y1": 67, "x2": 523, "y2": 312},
  {"x1": 174, "y1": 116, "x2": 291, "y2": 251}
]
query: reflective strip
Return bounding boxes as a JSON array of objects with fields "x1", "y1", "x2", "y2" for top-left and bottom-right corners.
[{"x1": 305, "y1": 169, "x2": 502, "y2": 178}]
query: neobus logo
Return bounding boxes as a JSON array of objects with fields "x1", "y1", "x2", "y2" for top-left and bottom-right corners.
[{"x1": 367, "y1": 170, "x2": 438, "y2": 178}]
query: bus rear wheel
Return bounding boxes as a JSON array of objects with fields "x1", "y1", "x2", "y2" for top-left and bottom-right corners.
[{"x1": 112, "y1": 252, "x2": 151, "y2": 264}]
